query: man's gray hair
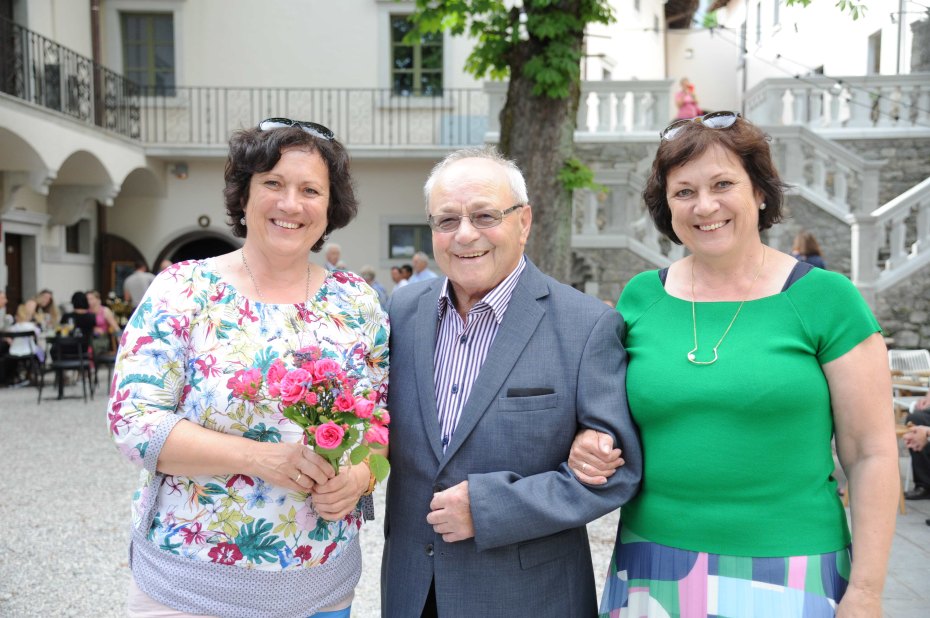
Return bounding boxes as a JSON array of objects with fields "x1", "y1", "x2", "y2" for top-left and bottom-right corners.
[
  {"x1": 412, "y1": 251, "x2": 431, "y2": 263},
  {"x1": 423, "y1": 146, "x2": 529, "y2": 212}
]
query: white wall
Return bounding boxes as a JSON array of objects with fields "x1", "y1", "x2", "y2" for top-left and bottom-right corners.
[
  {"x1": 100, "y1": 0, "x2": 484, "y2": 90},
  {"x1": 716, "y1": 0, "x2": 925, "y2": 94},
  {"x1": 23, "y1": 0, "x2": 93, "y2": 57},
  {"x1": 666, "y1": 28, "x2": 743, "y2": 117},
  {"x1": 582, "y1": 0, "x2": 666, "y2": 81}
]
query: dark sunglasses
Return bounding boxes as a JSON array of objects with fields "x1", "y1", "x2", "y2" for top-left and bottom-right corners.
[
  {"x1": 258, "y1": 117, "x2": 335, "y2": 141},
  {"x1": 660, "y1": 111, "x2": 742, "y2": 141},
  {"x1": 427, "y1": 205, "x2": 524, "y2": 233}
]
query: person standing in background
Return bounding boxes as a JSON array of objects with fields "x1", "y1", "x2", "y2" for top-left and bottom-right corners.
[
  {"x1": 792, "y1": 230, "x2": 827, "y2": 269},
  {"x1": 674, "y1": 77, "x2": 702, "y2": 120},
  {"x1": 360, "y1": 265, "x2": 389, "y2": 310},
  {"x1": 323, "y1": 242, "x2": 346, "y2": 270},
  {"x1": 407, "y1": 251, "x2": 438, "y2": 284},
  {"x1": 123, "y1": 262, "x2": 156, "y2": 310}
]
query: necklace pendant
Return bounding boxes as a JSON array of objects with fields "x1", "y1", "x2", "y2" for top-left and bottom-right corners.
[{"x1": 687, "y1": 347, "x2": 719, "y2": 366}]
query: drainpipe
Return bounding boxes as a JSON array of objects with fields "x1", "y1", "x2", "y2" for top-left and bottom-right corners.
[
  {"x1": 91, "y1": 0, "x2": 102, "y2": 127},
  {"x1": 897, "y1": 0, "x2": 906, "y2": 74}
]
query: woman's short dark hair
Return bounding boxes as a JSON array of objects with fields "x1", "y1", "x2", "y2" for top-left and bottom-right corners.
[
  {"x1": 643, "y1": 117, "x2": 789, "y2": 245},
  {"x1": 70, "y1": 291, "x2": 89, "y2": 310},
  {"x1": 223, "y1": 126, "x2": 358, "y2": 252}
]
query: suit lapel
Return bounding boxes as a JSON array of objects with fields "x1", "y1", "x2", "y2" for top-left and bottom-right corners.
[
  {"x1": 438, "y1": 262, "x2": 548, "y2": 467},
  {"x1": 413, "y1": 282, "x2": 445, "y2": 463}
]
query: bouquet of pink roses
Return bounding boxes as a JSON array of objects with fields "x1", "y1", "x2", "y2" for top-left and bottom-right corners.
[{"x1": 227, "y1": 346, "x2": 389, "y2": 483}]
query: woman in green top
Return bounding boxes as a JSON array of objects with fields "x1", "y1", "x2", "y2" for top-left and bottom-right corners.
[{"x1": 573, "y1": 112, "x2": 898, "y2": 617}]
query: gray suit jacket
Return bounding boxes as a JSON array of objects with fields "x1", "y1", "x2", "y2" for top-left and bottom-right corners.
[{"x1": 381, "y1": 260, "x2": 642, "y2": 617}]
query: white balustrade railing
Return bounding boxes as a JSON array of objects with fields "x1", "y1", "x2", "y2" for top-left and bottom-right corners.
[
  {"x1": 766, "y1": 126, "x2": 885, "y2": 219},
  {"x1": 852, "y1": 176, "x2": 930, "y2": 299},
  {"x1": 484, "y1": 79, "x2": 674, "y2": 136},
  {"x1": 744, "y1": 74, "x2": 930, "y2": 130}
]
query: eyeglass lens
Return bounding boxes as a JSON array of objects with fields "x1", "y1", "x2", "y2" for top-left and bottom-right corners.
[{"x1": 429, "y1": 205, "x2": 523, "y2": 233}]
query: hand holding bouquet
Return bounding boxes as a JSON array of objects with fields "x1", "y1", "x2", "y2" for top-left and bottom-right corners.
[{"x1": 228, "y1": 346, "x2": 390, "y2": 483}]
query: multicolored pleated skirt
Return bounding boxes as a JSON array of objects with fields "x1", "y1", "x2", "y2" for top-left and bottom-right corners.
[{"x1": 599, "y1": 526, "x2": 850, "y2": 618}]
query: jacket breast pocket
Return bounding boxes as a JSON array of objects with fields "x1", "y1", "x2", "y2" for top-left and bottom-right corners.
[{"x1": 498, "y1": 392, "x2": 560, "y2": 412}]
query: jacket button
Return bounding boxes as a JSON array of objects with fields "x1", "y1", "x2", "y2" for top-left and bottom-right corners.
[{"x1": 425, "y1": 543, "x2": 434, "y2": 556}]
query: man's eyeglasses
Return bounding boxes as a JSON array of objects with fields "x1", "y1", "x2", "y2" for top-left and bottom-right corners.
[
  {"x1": 427, "y1": 204, "x2": 524, "y2": 233},
  {"x1": 258, "y1": 117, "x2": 335, "y2": 142},
  {"x1": 660, "y1": 111, "x2": 741, "y2": 141}
]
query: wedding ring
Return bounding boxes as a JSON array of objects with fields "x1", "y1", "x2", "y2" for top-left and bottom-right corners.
[
  {"x1": 294, "y1": 472, "x2": 303, "y2": 484},
  {"x1": 581, "y1": 462, "x2": 589, "y2": 474}
]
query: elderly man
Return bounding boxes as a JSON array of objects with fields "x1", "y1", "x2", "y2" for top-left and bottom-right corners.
[
  {"x1": 903, "y1": 395, "x2": 930, "y2": 502},
  {"x1": 381, "y1": 147, "x2": 642, "y2": 617},
  {"x1": 408, "y1": 251, "x2": 438, "y2": 284},
  {"x1": 323, "y1": 242, "x2": 345, "y2": 271}
]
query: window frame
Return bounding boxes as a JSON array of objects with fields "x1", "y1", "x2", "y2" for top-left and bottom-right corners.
[
  {"x1": 389, "y1": 13, "x2": 444, "y2": 97},
  {"x1": 120, "y1": 11, "x2": 176, "y2": 95}
]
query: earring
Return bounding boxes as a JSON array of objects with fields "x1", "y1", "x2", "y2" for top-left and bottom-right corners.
[
  {"x1": 760, "y1": 202, "x2": 767, "y2": 211},
  {"x1": 240, "y1": 217, "x2": 246, "y2": 226}
]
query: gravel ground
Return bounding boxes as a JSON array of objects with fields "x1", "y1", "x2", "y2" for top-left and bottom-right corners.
[{"x1": 0, "y1": 384, "x2": 617, "y2": 617}]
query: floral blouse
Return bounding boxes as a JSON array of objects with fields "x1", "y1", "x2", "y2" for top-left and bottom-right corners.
[{"x1": 107, "y1": 259, "x2": 389, "y2": 572}]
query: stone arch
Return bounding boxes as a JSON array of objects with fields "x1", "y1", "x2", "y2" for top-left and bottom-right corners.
[{"x1": 155, "y1": 229, "x2": 240, "y2": 267}]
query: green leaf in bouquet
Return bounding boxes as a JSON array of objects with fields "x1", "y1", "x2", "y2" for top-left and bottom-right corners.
[
  {"x1": 350, "y1": 444, "x2": 370, "y2": 465},
  {"x1": 369, "y1": 453, "x2": 390, "y2": 482},
  {"x1": 281, "y1": 406, "x2": 310, "y2": 428}
]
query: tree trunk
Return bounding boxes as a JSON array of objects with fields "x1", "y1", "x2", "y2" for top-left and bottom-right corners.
[{"x1": 498, "y1": 37, "x2": 582, "y2": 284}]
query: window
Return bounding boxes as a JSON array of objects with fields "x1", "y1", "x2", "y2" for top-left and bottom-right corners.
[
  {"x1": 121, "y1": 12, "x2": 175, "y2": 94},
  {"x1": 65, "y1": 219, "x2": 91, "y2": 255},
  {"x1": 389, "y1": 224, "x2": 433, "y2": 259},
  {"x1": 391, "y1": 14, "x2": 442, "y2": 96}
]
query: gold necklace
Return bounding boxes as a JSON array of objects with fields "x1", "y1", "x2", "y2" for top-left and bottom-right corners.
[
  {"x1": 240, "y1": 249, "x2": 311, "y2": 304},
  {"x1": 687, "y1": 248, "x2": 766, "y2": 366}
]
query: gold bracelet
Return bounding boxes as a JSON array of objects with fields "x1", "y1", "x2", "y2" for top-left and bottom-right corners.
[{"x1": 361, "y1": 458, "x2": 377, "y2": 496}]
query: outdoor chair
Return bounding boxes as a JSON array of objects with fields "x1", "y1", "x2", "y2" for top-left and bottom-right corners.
[
  {"x1": 0, "y1": 329, "x2": 41, "y2": 388},
  {"x1": 889, "y1": 348, "x2": 930, "y2": 418},
  {"x1": 38, "y1": 335, "x2": 94, "y2": 403}
]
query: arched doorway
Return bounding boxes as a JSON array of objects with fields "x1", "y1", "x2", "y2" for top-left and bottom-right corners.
[{"x1": 155, "y1": 231, "x2": 239, "y2": 269}]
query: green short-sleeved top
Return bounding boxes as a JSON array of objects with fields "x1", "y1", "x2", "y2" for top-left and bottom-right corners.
[{"x1": 617, "y1": 266, "x2": 881, "y2": 557}]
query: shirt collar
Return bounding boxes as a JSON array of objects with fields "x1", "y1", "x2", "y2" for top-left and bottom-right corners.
[{"x1": 437, "y1": 256, "x2": 527, "y2": 325}]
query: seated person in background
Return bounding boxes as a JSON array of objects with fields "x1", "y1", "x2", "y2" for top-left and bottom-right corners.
[
  {"x1": 60, "y1": 292, "x2": 97, "y2": 357},
  {"x1": 86, "y1": 290, "x2": 120, "y2": 356},
  {"x1": 17, "y1": 289, "x2": 59, "y2": 331},
  {"x1": 903, "y1": 395, "x2": 930, "y2": 500}
]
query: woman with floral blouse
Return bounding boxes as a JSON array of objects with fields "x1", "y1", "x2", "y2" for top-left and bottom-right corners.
[{"x1": 108, "y1": 119, "x2": 389, "y2": 617}]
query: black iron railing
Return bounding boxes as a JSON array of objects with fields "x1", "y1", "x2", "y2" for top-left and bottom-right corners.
[
  {"x1": 134, "y1": 86, "x2": 488, "y2": 148},
  {"x1": 0, "y1": 16, "x2": 141, "y2": 138}
]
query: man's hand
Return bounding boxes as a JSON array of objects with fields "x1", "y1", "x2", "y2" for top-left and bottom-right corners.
[
  {"x1": 426, "y1": 481, "x2": 474, "y2": 542},
  {"x1": 569, "y1": 429, "x2": 625, "y2": 485},
  {"x1": 903, "y1": 425, "x2": 930, "y2": 452}
]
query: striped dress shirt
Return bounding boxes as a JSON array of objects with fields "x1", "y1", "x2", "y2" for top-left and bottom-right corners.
[{"x1": 434, "y1": 257, "x2": 527, "y2": 452}]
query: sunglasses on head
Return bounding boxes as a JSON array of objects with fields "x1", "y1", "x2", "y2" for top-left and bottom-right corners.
[
  {"x1": 660, "y1": 111, "x2": 742, "y2": 141},
  {"x1": 258, "y1": 117, "x2": 335, "y2": 142}
]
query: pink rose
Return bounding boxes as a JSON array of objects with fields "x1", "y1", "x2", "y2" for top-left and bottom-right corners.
[
  {"x1": 334, "y1": 391, "x2": 356, "y2": 412},
  {"x1": 266, "y1": 359, "x2": 287, "y2": 397},
  {"x1": 303, "y1": 391, "x2": 319, "y2": 406},
  {"x1": 296, "y1": 345, "x2": 322, "y2": 361},
  {"x1": 279, "y1": 368, "x2": 310, "y2": 406},
  {"x1": 375, "y1": 409, "x2": 390, "y2": 425},
  {"x1": 353, "y1": 398, "x2": 375, "y2": 419},
  {"x1": 315, "y1": 421, "x2": 345, "y2": 449},
  {"x1": 364, "y1": 424, "x2": 389, "y2": 445},
  {"x1": 312, "y1": 358, "x2": 342, "y2": 383},
  {"x1": 227, "y1": 368, "x2": 262, "y2": 400}
]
